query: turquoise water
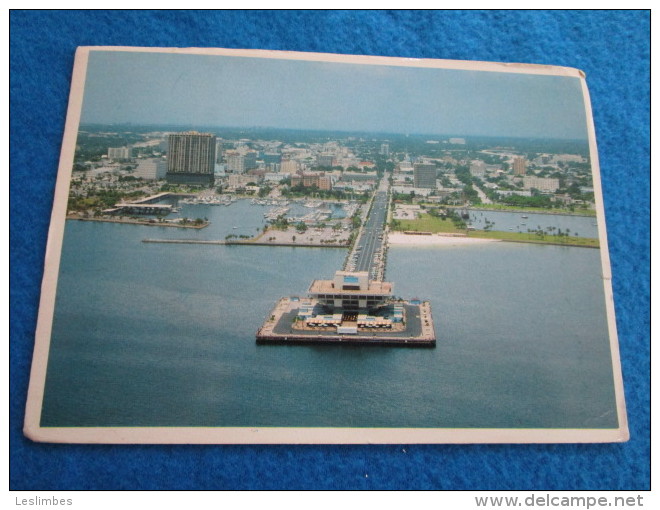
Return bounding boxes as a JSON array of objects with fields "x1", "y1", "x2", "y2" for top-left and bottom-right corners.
[{"x1": 40, "y1": 203, "x2": 618, "y2": 428}]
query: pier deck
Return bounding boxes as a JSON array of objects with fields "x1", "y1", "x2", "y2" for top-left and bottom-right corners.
[{"x1": 256, "y1": 298, "x2": 436, "y2": 347}]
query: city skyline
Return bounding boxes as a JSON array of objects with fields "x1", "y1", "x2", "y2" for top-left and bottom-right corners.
[{"x1": 80, "y1": 50, "x2": 590, "y2": 140}]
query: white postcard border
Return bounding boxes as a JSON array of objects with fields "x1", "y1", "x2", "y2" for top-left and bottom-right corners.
[{"x1": 23, "y1": 46, "x2": 629, "y2": 445}]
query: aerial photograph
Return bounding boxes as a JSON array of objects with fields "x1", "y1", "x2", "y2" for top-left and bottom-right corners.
[{"x1": 27, "y1": 48, "x2": 625, "y2": 442}]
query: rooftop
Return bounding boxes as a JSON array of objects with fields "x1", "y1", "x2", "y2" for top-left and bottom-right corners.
[{"x1": 308, "y1": 279, "x2": 393, "y2": 296}]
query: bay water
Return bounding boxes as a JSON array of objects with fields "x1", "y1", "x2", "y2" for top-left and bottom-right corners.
[{"x1": 40, "y1": 202, "x2": 618, "y2": 429}]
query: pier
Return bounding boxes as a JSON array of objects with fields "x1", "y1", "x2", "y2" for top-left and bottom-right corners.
[
  {"x1": 256, "y1": 298, "x2": 435, "y2": 347},
  {"x1": 256, "y1": 177, "x2": 437, "y2": 347},
  {"x1": 127, "y1": 192, "x2": 174, "y2": 204},
  {"x1": 345, "y1": 190, "x2": 389, "y2": 280},
  {"x1": 112, "y1": 203, "x2": 173, "y2": 215},
  {"x1": 141, "y1": 238, "x2": 347, "y2": 248},
  {"x1": 104, "y1": 192, "x2": 178, "y2": 215}
]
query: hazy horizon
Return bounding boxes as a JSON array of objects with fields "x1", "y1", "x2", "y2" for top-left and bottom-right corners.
[{"x1": 80, "y1": 50, "x2": 590, "y2": 141}]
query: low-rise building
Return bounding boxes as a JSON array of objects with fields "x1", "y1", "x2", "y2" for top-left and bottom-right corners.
[
  {"x1": 264, "y1": 172, "x2": 290, "y2": 183},
  {"x1": 308, "y1": 271, "x2": 393, "y2": 313},
  {"x1": 316, "y1": 153, "x2": 335, "y2": 167},
  {"x1": 470, "y1": 160, "x2": 487, "y2": 177},
  {"x1": 280, "y1": 159, "x2": 300, "y2": 173},
  {"x1": 523, "y1": 176, "x2": 559, "y2": 192},
  {"x1": 413, "y1": 163, "x2": 437, "y2": 189},
  {"x1": 227, "y1": 174, "x2": 255, "y2": 188},
  {"x1": 107, "y1": 146, "x2": 133, "y2": 161},
  {"x1": 391, "y1": 185, "x2": 433, "y2": 197},
  {"x1": 134, "y1": 158, "x2": 167, "y2": 180}
]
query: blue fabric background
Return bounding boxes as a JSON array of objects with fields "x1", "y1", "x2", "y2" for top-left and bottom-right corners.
[{"x1": 10, "y1": 10, "x2": 650, "y2": 490}]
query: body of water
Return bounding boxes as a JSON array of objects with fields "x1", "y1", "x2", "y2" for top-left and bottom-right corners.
[
  {"x1": 40, "y1": 202, "x2": 618, "y2": 429},
  {"x1": 466, "y1": 209, "x2": 599, "y2": 238}
]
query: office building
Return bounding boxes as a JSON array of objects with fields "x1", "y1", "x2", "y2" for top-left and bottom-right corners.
[
  {"x1": 513, "y1": 157, "x2": 527, "y2": 175},
  {"x1": 134, "y1": 158, "x2": 167, "y2": 180},
  {"x1": 108, "y1": 146, "x2": 133, "y2": 161},
  {"x1": 215, "y1": 140, "x2": 224, "y2": 163},
  {"x1": 317, "y1": 153, "x2": 334, "y2": 167},
  {"x1": 227, "y1": 174, "x2": 255, "y2": 188},
  {"x1": 291, "y1": 172, "x2": 333, "y2": 190},
  {"x1": 225, "y1": 150, "x2": 258, "y2": 174},
  {"x1": 281, "y1": 159, "x2": 299, "y2": 173},
  {"x1": 166, "y1": 131, "x2": 216, "y2": 186},
  {"x1": 263, "y1": 152, "x2": 282, "y2": 165},
  {"x1": 523, "y1": 176, "x2": 559, "y2": 192},
  {"x1": 225, "y1": 151, "x2": 243, "y2": 173},
  {"x1": 243, "y1": 151, "x2": 258, "y2": 171},
  {"x1": 413, "y1": 163, "x2": 437, "y2": 189}
]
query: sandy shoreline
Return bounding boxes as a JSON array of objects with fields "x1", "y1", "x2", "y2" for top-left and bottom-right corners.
[{"x1": 387, "y1": 232, "x2": 501, "y2": 246}]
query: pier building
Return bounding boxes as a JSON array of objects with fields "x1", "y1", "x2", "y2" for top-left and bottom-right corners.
[
  {"x1": 256, "y1": 269, "x2": 435, "y2": 345},
  {"x1": 308, "y1": 271, "x2": 392, "y2": 313}
]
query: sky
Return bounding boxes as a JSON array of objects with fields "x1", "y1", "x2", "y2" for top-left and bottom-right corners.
[{"x1": 80, "y1": 50, "x2": 589, "y2": 140}]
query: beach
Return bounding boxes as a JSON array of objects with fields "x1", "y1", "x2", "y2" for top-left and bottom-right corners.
[{"x1": 387, "y1": 232, "x2": 501, "y2": 246}]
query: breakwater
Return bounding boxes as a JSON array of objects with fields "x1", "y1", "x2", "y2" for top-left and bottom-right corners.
[{"x1": 142, "y1": 239, "x2": 347, "y2": 248}]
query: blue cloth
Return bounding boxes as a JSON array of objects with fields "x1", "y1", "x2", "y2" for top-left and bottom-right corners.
[{"x1": 10, "y1": 10, "x2": 649, "y2": 490}]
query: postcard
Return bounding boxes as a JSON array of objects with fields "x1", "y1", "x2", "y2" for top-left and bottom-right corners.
[{"x1": 23, "y1": 46, "x2": 628, "y2": 443}]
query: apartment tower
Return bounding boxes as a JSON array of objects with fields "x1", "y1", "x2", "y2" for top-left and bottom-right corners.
[{"x1": 166, "y1": 131, "x2": 216, "y2": 186}]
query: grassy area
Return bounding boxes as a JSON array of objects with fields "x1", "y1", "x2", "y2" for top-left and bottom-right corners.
[
  {"x1": 394, "y1": 214, "x2": 462, "y2": 233},
  {"x1": 394, "y1": 213, "x2": 600, "y2": 248},
  {"x1": 468, "y1": 229, "x2": 600, "y2": 248}
]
